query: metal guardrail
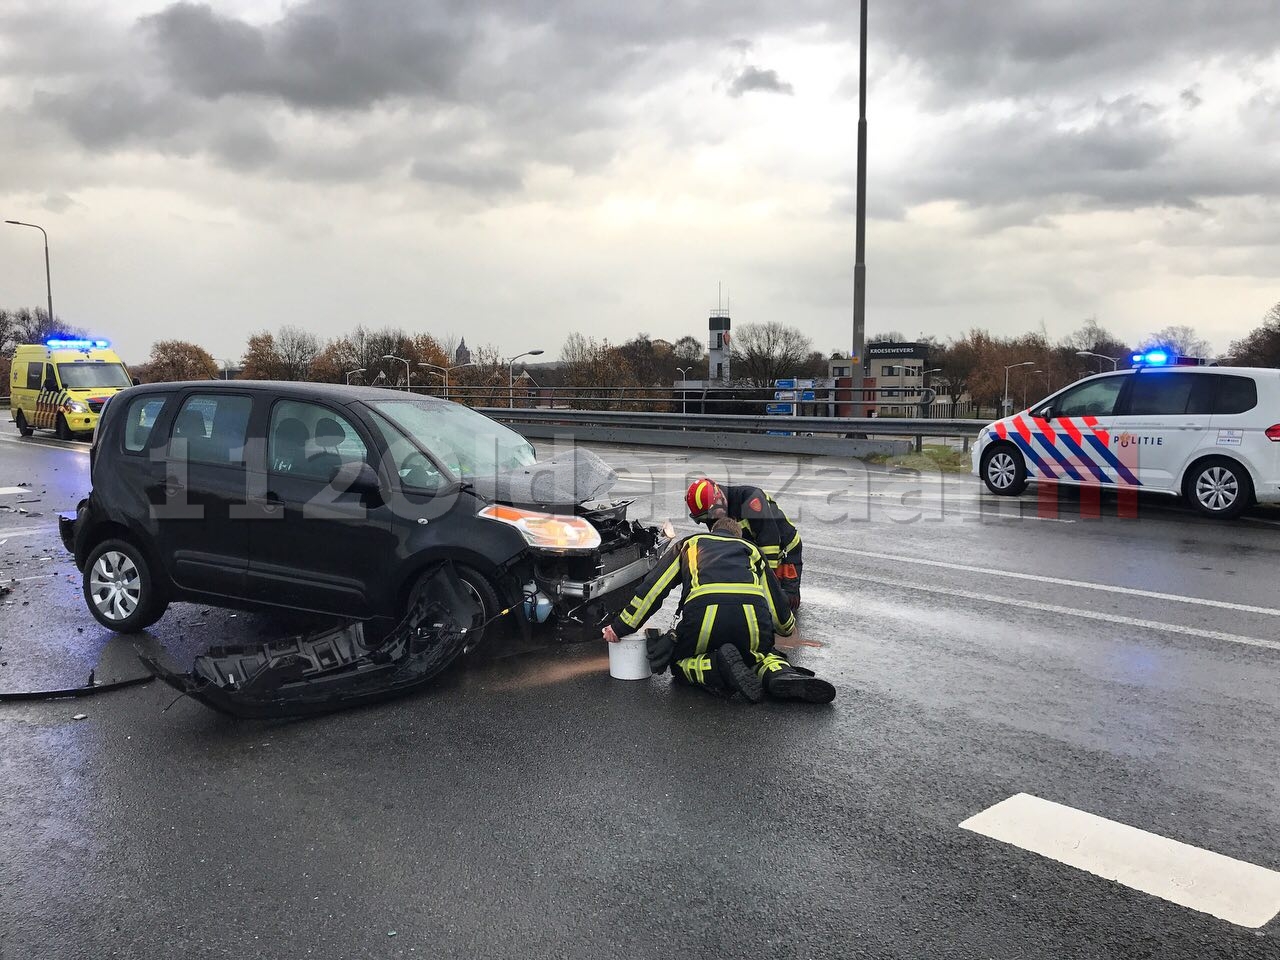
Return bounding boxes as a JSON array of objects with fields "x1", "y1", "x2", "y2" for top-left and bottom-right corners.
[{"x1": 478, "y1": 407, "x2": 984, "y2": 457}]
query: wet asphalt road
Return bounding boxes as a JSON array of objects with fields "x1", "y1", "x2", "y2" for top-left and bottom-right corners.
[{"x1": 1, "y1": 430, "x2": 1278, "y2": 959}]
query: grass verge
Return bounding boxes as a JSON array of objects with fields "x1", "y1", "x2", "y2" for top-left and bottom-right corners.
[{"x1": 866, "y1": 444, "x2": 972, "y2": 474}]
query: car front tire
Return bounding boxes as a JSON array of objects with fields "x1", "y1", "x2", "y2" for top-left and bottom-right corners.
[
  {"x1": 14, "y1": 410, "x2": 34, "y2": 437},
  {"x1": 980, "y1": 443, "x2": 1028, "y2": 496},
  {"x1": 82, "y1": 538, "x2": 169, "y2": 633},
  {"x1": 55, "y1": 414, "x2": 72, "y2": 440},
  {"x1": 1184, "y1": 457, "x2": 1252, "y2": 520}
]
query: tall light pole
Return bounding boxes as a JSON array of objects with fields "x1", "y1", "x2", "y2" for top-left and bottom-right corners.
[
  {"x1": 1003, "y1": 361, "x2": 1034, "y2": 415},
  {"x1": 419, "y1": 361, "x2": 473, "y2": 400},
  {"x1": 1075, "y1": 350, "x2": 1118, "y2": 373},
  {"x1": 382, "y1": 354, "x2": 411, "y2": 390},
  {"x1": 345, "y1": 367, "x2": 366, "y2": 385},
  {"x1": 850, "y1": 0, "x2": 869, "y2": 416},
  {"x1": 676, "y1": 366, "x2": 693, "y2": 415},
  {"x1": 507, "y1": 349, "x2": 544, "y2": 408},
  {"x1": 5, "y1": 220, "x2": 53, "y2": 329}
]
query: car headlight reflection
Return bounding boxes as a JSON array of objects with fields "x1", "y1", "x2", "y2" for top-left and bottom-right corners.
[
  {"x1": 478, "y1": 504, "x2": 602, "y2": 553},
  {"x1": 65, "y1": 400, "x2": 89, "y2": 413}
]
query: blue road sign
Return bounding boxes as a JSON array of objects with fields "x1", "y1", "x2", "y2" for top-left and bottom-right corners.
[
  {"x1": 766, "y1": 403, "x2": 794, "y2": 415},
  {"x1": 774, "y1": 378, "x2": 796, "y2": 390}
]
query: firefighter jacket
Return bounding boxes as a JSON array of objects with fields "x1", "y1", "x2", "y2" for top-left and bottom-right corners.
[
  {"x1": 722, "y1": 485, "x2": 802, "y2": 570},
  {"x1": 608, "y1": 532, "x2": 797, "y2": 640}
]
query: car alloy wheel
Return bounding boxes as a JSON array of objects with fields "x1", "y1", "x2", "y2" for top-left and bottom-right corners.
[
  {"x1": 987, "y1": 451, "x2": 1018, "y2": 490},
  {"x1": 89, "y1": 550, "x2": 143, "y2": 622},
  {"x1": 1195, "y1": 466, "x2": 1239, "y2": 513}
]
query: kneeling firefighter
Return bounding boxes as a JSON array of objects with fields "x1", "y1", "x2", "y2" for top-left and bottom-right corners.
[
  {"x1": 602, "y1": 518, "x2": 835, "y2": 703},
  {"x1": 686, "y1": 478, "x2": 803, "y2": 610}
]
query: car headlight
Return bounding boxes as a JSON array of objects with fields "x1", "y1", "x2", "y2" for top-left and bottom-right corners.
[
  {"x1": 65, "y1": 400, "x2": 89, "y2": 413},
  {"x1": 478, "y1": 504, "x2": 602, "y2": 553}
]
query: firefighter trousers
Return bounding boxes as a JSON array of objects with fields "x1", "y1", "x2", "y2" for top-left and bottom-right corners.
[{"x1": 668, "y1": 597, "x2": 794, "y2": 693}]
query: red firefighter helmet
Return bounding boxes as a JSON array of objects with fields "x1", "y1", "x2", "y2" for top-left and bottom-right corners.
[{"x1": 686, "y1": 478, "x2": 727, "y2": 522}]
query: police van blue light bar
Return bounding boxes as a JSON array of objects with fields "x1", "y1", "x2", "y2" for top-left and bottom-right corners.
[
  {"x1": 45, "y1": 338, "x2": 110, "y2": 349},
  {"x1": 1131, "y1": 350, "x2": 1170, "y2": 366}
]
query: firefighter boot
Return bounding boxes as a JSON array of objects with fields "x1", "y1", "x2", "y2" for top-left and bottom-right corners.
[
  {"x1": 673, "y1": 648, "x2": 763, "y2": 703},
  {"x1": 755, "y1": 653, "x2": 836, "y2": 704}
]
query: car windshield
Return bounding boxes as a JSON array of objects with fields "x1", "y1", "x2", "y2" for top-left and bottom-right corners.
[
  {"x1": 367, "y1": 399, "x2": 536, "y2": 480},
  {"x1": 57, "y1": 362, "x2": 132, "y2": 389}
]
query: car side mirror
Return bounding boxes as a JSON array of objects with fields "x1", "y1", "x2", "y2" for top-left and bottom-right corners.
[
  {"x1": 132, "y1": 377, "x2": 141, "y2": 387},
  {"x1": 44, "y1": 378, "x2": 57, "y2": 392},
  {"x1": 334, "y1": 461, "x2": 383, "y2": 499}
]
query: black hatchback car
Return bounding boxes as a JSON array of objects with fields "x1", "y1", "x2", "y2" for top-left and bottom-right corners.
[{"x1": 60, "y1": 381, "x2": 670, "y2": 644}]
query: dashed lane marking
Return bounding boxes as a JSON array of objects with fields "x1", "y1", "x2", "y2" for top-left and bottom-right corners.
[
  {"x1": 961, "y1": 793, "x2": 1280, "y2": 929},
  {"x1": 0, "y1": 487, "x2": 31, "y2": 496},
  {"x1": 831, "y1": 570, "x2": 1280, "y2": 652},
  {"x1": 808, "y1": 544, "x2": 1280, "y2": 618}
]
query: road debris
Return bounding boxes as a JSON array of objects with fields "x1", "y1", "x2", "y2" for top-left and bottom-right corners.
[
  {"x1": 71, "y1": 713, "x2": 87, "y2": 721},
  {"x1": 142, "y1": 561, "x2": 480, "y2": 719}
]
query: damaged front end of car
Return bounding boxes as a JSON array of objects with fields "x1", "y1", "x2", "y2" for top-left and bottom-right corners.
[
  {"x1": 471, "y1": 448, "x2": 673, "y2": 639},
  {"x1": 140, "y1": 561, "x2": 480, "y2": 719}
]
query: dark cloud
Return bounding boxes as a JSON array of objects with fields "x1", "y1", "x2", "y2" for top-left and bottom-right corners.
[
  {"x1": 142, "y1": 1, "x2": 470, "y2": 110},
  {"x1": 31, "y1": 83, "x2": 191, "y2": 149},
  {"x1": 728, "y1": 66, "x2": 794, "y2": 98}
]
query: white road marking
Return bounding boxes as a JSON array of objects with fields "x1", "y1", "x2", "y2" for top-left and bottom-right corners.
[
  {"x1": 0, "y1": 486, "x2": 31, "y2": 496},
  {"x1": 831, "y1": 570, "x2": 1280, "y2": 652},
  {"x1": 808, "y1": 544, "x2": 1280, "y2": 617},
  {"x1": 961, "y1": 793, "x2": 1280, "y2": 928},
  {"x1": 0, "y1": 433, "x2": 89, "y2": 453},
  {"x1": 0, "y1": 528, "x2": 49, "y2": 539}
]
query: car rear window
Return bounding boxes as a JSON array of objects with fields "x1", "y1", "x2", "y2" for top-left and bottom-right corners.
[
  {"x1": 123, "y1": 395, "x2": 170, "y2": 452},
  {"x1": 1127, "y1": 373, "x2": 1199, "y2": 416},
  {"x1": 169, "y1": 394, "x2": 252, "y2": 466},
  {"x1": 1213, "y1": 375, "x2": 1257, "y2": 415}
]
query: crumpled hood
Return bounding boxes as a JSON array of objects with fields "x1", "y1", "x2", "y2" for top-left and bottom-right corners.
[{"x1": 470, "y1": 447, "x2": 617, "y2": 509}]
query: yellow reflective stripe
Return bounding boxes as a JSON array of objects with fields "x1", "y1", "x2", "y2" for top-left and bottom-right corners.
[
  {"x1": 619, "y1": 555, "x2": 680, "y2": 627},
  {"x1": 686, "y1": 584, "x2": 767, "y2": 603},
  {"x1": 696, "y1": 605, "x2": 718, "y2": 655},
  {"x1": 784, "y1": 530, "x2": 802, "y2": 554},
  {"x1": 687, "y1": 538, "x2": 701, "y2": 592},
  {"x1": 763, "y1": 580, "x2": 792, "y2": 635},
  {"x1": 745, "y1": 606, "x2": 759, "y2": 656},
  {"x1": 759, "y1": 545, "x2": 782, "y2": 555},
  {"x1": 754, "y1": 652, "x2": 788, "y2": 676}
]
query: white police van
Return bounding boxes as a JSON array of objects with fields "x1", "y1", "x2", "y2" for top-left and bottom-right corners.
[{"x1": 972, "y1": 353, "x2": 1280, "y2": 519}]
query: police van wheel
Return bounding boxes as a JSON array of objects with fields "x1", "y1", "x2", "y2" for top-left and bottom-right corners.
[
  {"x1": 1184, "y1": 457, "x2": 1252, "y2": 520},
  {"x1": 55, "y1": 414, "x2": 72, "y2": 441},
  {"x1": 980, "y1": 443, "x2": 1027, "y2": 497},
  {"x1": 82, "y1": 539, "x2": 169, "y2": 633},
  {"x1": 14, "y1": 410, "x2": 34, "y2": 437}
]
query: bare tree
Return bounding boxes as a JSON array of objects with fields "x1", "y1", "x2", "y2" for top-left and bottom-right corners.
[
  {"x1": 276, "y1": 325, "x2": 320, "y2": 381},
  {"x1": 1138, "y1": 325, "x2": 1213, "y2": 361},
  {"x1": 729, "y1": 321, "x2": 814, "y2": 387},
  {"x1": 1227, "y1": 302, "x2": 1280, "y2": 368}
]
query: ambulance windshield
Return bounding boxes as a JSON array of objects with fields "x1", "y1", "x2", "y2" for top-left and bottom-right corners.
[{"x1": 57, "y1": 362, "x2": 132, "y2": 389}]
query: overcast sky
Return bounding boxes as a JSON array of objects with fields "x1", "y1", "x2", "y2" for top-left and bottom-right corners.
[{"x1": 2, "y1": 1, "x2": 1278, "y2": 362}]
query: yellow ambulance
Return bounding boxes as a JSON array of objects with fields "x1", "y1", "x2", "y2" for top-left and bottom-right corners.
[{"x1": 8, "y1": 338, "x2": 135, "y2": 440}]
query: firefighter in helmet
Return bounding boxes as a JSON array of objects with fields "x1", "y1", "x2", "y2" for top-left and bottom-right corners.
[
  {"x1": 685, "y1": 477, "x2": 803, "y2": 610},
  {"x1": 602, "y1": 518, "x2": 835, "y2": 703}
]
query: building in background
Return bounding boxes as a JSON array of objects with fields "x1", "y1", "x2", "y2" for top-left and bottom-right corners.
[
  {"x1": 708, "y1": 309, "x2": 730, "y2": 381},
  {"x1": 455, "y1": 338, "x2": 471, "y2": 366},
  {"x1": 829, "y1": 341, "x2": 932, "y2": 416}
]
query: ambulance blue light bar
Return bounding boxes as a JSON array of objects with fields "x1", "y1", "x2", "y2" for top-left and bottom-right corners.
[{"x1": 45, "y1": 338, "x2": 110, "y2": 349}]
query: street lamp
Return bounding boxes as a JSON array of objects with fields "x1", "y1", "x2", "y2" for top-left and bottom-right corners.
[
  {"x1": 675, "y1": 366, "x2": 694, "y2": 416},
  {"x1": 850, "y1": 0, "x2": 869, "y2": 417},
  {"x1": 419, "y1": 361, "x2": 473, "y2": 400},
  {"x1": 1075, "y1": 350, "x2": 1118, "y2": 372},
  {"x1": 381, "y1": 354, "x2": 411, "y2": 390},
  {"x1": 5, "y1": 220, "x2": 53, "y2": 328},
  {"x1": 1003, "y1": 361, "x2": 1034, "y2": 415},
  {"x1": 507, "y1": 349, "x2": 544, "y2": 408},
  {"x1": 345, "y1": 367, "x2": 366, "y2": 385}
]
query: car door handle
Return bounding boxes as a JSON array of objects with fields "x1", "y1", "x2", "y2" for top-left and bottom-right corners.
[{"x1": 163, "y1": 475, "x2": 185, "y2": 496}]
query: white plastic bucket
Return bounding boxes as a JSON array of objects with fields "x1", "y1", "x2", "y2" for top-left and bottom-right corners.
[{"x1": 608, "y1": 637, "x2": 652, "y2": 680}]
